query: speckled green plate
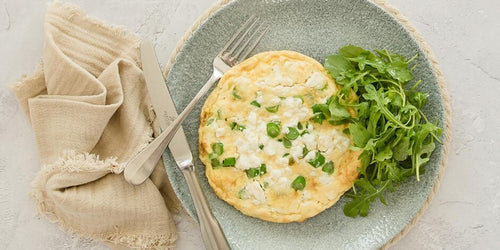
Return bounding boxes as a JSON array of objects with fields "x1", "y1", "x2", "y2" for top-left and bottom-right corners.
[{"x1": 162, "y1": 0, "x2": 447, "y2": 249}]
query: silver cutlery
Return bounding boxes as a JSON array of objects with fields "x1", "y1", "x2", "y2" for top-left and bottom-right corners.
[
  {"x1": 129, "y1": 40, "x2": 230, "y2": 250},
  {"x1": 124, "y1": 15, "x2": 268, "y2": 185}
]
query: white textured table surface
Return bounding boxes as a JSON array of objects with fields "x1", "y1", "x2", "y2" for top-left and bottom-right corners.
[{"x1": 0, "y1": 0, "x2": 499, "y2": 249}]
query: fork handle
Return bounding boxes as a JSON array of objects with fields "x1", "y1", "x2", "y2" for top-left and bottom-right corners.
[
  {"x1": 125, "y1": 70, "x2": 222, "y2": 185},
  {"x1": 181, "y1": 163, "x2": 231, "y2": 250}
]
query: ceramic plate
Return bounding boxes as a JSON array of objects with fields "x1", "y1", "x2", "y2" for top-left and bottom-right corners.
[{"x1": 162, "y1": 0, "x2": 446, "y2": 249}]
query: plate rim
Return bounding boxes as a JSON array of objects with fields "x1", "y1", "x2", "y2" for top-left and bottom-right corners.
[{"x1": 162, "y1": 0, "x2": 452, "y2": 248}]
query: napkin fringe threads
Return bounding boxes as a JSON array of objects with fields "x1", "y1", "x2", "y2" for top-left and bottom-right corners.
[{"x1": 30, "y1": 151, "x2": 175, "y2": 249}]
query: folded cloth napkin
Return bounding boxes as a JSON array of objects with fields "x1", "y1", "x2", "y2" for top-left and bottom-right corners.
[{"x1": 11, "y1": 2, "x2": 181, "y2": 249}]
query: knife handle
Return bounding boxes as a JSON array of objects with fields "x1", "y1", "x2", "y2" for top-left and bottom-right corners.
[{"x1": 181, "y1": 163, "x2": 231, "y2": 250}]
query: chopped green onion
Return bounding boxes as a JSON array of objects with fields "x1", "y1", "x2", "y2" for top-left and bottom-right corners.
[
  {"x1": 265, "y1": 105, "x2": 280, "y2": 113},
  {"x1": 297, "y1": 122, "x2": 303, "y2": 130},
  {"x1": 217, "y1": 109, "x2": 222, "y2": 120},
  {"x1": 211, "y1": 142, "x2": 224, "y2": 156},
  {"x1": 238, "y1": 188, "x2": 247, "y2": 199},
  {"x1": 211, "y1": 158, "x2": 221, "y2": 169},
  {"x1": 300, "y1": 130, "x2": 309, "y2": 136},
  {"x1": 267, "y1": 122, "x2": 281, "y2": 138},
  {"x1": 322, "y1": 161, "x2": 334, "y2": 174},
  {"x1": 259, "y1": 164, "x2": 267, "y2": 175},
  {"x1": 301, "y1": 146, "x2": 309, "y2": 158},
  {"x1": 206, "y1": 118, "x2": 214, "y2": 126},
  {"x1": 259, "y1": 144, "x2": 264, "y2": 150},
  {"x1": 291, "y1": 176, "x2": 306, "y2": 191},
  {"x1": 282, "y1": 153, "x2": 290, "y2": 157},
  {"x1": 208, "y1": 153, "x2": 217, "y2": 159},
  {"x1": 283, "y1": 138, "x2": 292, "y2": 148},
  {"x1": 245, "y1": 164, "x2": 267, "y2": 178},
  {"x1": 245, "y1": 168, "x2": 260, "y2": 178},
  {"x1": 232, "y1": 87, "x2": 241, "y2": 99},
  {"x1": 307, "y1": 152, "x2": 325, "y2": 168},
  {"x1": 222, "y1": 157, "x2": 236, "y2": 167},
  {"x1": 230, "y1": 122, "x2": 245, "y2": 131},
  {"x1": 285, "y1": 127, "x2": 299, "y2": 140},
  {"x1": 250, "y1": 100, "x2": 261, "y2": 108}
]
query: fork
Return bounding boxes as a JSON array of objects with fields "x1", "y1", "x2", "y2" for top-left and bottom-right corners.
[{"x1": 125, "y1": 16, "x2": 268, "y2": 249}]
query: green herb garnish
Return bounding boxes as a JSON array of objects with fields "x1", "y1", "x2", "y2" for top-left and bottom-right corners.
[
  {"x1": 291, "y1": 176, "x2": 306, "y2": 191},
  {"x1": 206, "y1": 118, "x2": 214, "y2": 126},
  {"x1": 283, "y1": 138, "x2": 292, "y2": 148},
  {"x1": 211, "y1": 142, "x2": 224, "y2": 156},
  {"x1": 245, "y1": 164, "x2": 267, "y2": 178},
  {"x1": 232, "y1": 87, "x2": 242, "y2": 99},
  {"x1": 259, "y1": 144, "x2": 264, "y2": 150},
  {"x1": 285, "y1": 127, "x2": 299, "y2": 140},
  {"x1": 250, "y1": 100, "x2": 261, "y2": 107},
  {"x1": 245, "y1": 168, "x2": 260, "y2": 178},
  {"x1": 211, "y1": 158, "x2": 221, "y2": 169},
  {"x1": 217, "y1": 109, "x2": 222, "y2": 120},
  {"x1": 266, "y1": 122, "x2": 281, "y2": 138},
  {"x1": 222, "y1": 157, "x2": 236, "y2": 167},
  {"x1": 265, "y1": 105, "x2": 280, "y2": 113},
  {"x1": 301, "y1": 146, "x2": 309, "y2": 158},
  {"x1": 322, "y1": 161, "x2": 334, "y2": 175},
  {"x1": 322, "y1": 44, "x2": 441, "y2": 217},
  {"x1": 307, "y1": 151, "x2": 325, "y2": 168},
  {"x1": 230, "y1": 122, "x2": 246, "y2": 131},
  {"x1": 297, "y1": 122, "x2": 303, "y2": 130}
]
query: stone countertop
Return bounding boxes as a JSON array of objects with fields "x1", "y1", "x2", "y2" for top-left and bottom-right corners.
[{"x1": 0, "y1": 0, "x2": 498, "y2": 249}]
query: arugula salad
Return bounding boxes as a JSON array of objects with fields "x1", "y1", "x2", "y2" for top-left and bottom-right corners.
[{"x1": 311, "y1": 45, "x2": 442, "y2": 217}]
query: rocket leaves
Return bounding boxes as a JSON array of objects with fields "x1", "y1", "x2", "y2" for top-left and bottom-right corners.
[{"x1": 319, "y1": 45, "x2": 442, "y2": 217}]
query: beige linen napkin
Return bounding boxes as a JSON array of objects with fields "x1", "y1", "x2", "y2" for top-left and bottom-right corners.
[{"x1": 11, "y1": 2, "x2": 181, "y2": 249}]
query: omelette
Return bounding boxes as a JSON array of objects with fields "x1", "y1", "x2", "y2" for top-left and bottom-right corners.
[{"x1": 198, "y1": 51, "x2": 361, "y2": 223}]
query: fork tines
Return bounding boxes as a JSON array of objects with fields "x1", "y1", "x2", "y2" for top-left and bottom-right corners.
[{"x1": 219, "y1": 15, "x2": 269, "y2": 66}]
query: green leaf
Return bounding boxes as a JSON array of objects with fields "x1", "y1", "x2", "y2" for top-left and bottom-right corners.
[
  {"x1": 266, "y1": 122, "x2": 281, "y2": 138},
  {"x1": 410, "y1": 92, "x2": 429, "y2": 109},
  {"x1": 329, "y1": 98, "x2": 351, "y2": 121},
  {"x1": 324, "y1": 55, "x2": 355, "y2": 79},
  {"x1": 349, "y1": 123, "x2": 371, "y2": 148},
  {"x1": 386, "y1": 61, "x2": 412, "y2": 82},
  {"x1": 339, "y1": 44, "x2": 367, "y2": 58},
  {"x1": 393, "y1": 136, "x2": 410, "y2": 161},
  {"x1": 375, "y1": 146, "x2": 392, "y2": 162},
  {"x1": 291, "y1": 176, "x2": 306, "y2": 191}
]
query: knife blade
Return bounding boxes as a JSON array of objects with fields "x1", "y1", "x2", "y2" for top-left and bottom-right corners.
[
  {"x1": 124, "y1": 40, "x2": 192, "y2": 185},
  {"x1": 130, "y1": 40, "x2": 230, "y2": 249}
]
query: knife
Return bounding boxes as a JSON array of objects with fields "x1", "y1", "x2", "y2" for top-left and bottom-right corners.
[
  {"x1": 126, "y1": 40, "x2": 230, "y2": 250},
  {"x1": 124, "y1": 41, "x2": 191, "y2": 185}
]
